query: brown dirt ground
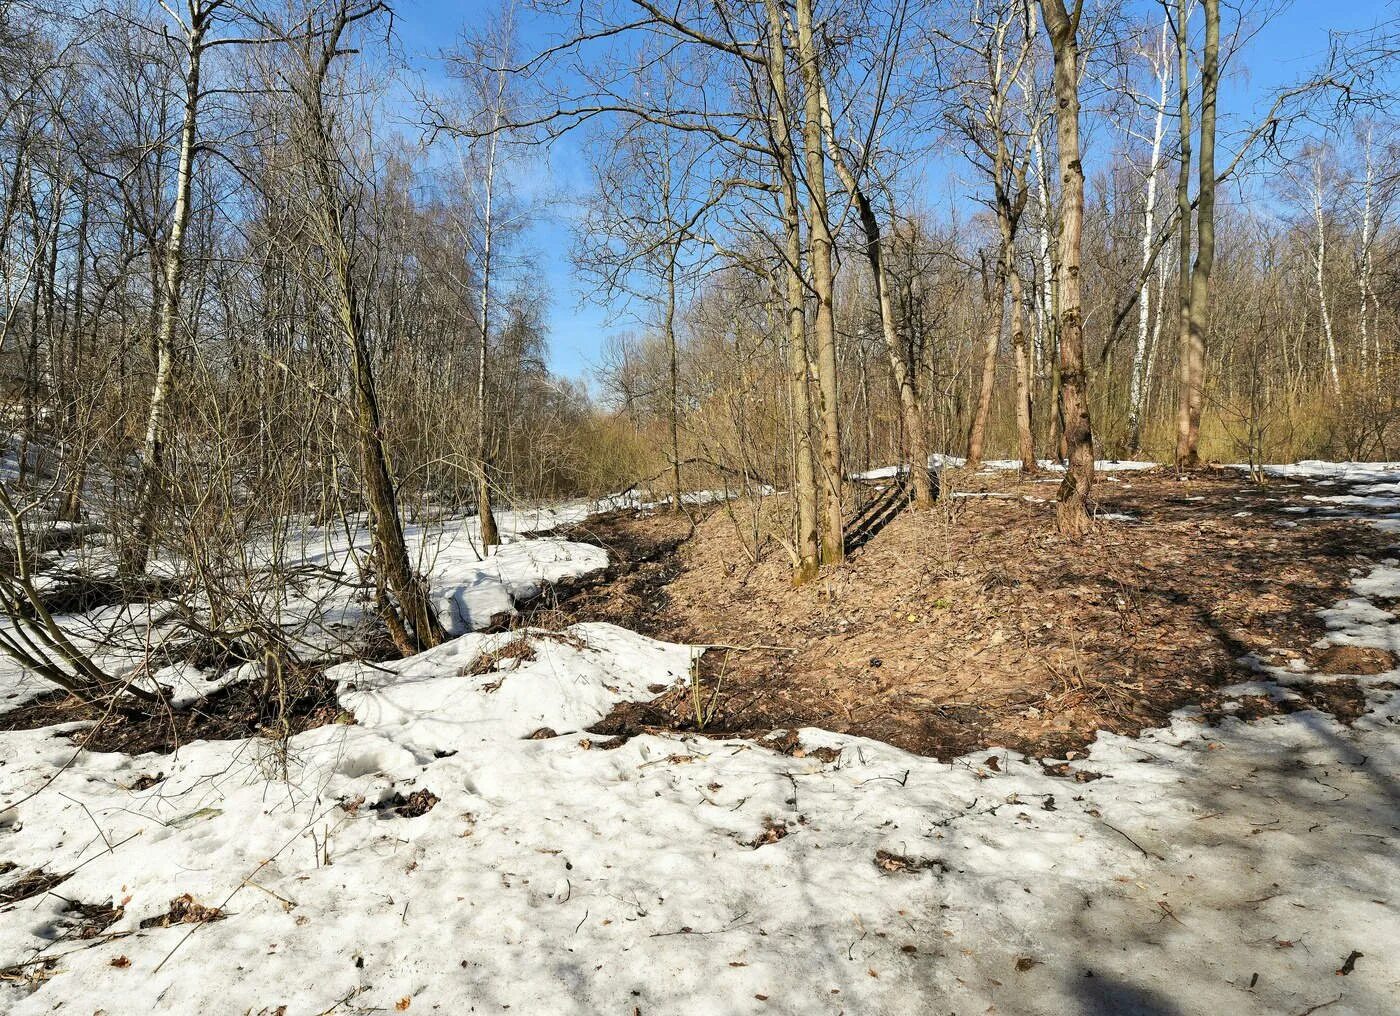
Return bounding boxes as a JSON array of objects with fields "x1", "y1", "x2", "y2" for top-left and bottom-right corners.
[
  {"x1": 0, "y1": 669, "x2": 345, "y2": 755},
  {"x1": 535, "y1": 467, "x2": 1393, "y2": 759}
]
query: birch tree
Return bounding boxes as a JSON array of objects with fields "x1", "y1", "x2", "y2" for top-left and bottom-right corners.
[
  {"x1": 125, "y1": 0, "x2": 240, "y2": 576},
  {"x1": 1126, "y1": 11, "x2": 1174, "y2": 455}
]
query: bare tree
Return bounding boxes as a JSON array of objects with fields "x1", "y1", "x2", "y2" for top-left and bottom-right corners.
[
  {"x1": 283, "y1": 0, "x2": 445, "y2": 651},
  {"x1": 1125, "y1": 10, "x2": 1174, "y2": 455},
  {"x1": 765, "y1": 0, "x2": 821, "y2": 579},
  {"x1": 125, "y1": 0, "x2": 235, "y2": 576},
  {"x1": 794, "y1": 0, "x2": 845, "y2": 565},
  {"x1": 1173, "y1": 0, "x2": 1218, "y2": 467},
  {"x1": 1041, "y1": 0, "x2": 1095, "y2": 536}
]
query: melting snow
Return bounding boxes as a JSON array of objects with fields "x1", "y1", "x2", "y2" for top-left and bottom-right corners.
[{"x1": 1, "y1": 467, "x2": 1398, "y2": 1013}]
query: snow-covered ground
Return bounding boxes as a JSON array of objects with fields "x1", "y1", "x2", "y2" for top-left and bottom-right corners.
[
  {"x1": 1, "y1": 466, "x2": 1398, "y2": 1014},
  {"x1": 0, "y1": 505, "x2": 611, "y2": 712},
  {"x1": 852, "y1": 456, "x2": 1158, "y2": 482}
]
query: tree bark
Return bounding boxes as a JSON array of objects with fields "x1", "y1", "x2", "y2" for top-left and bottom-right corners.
[
  {"x1": 1174, "y1": 0, "x2": 1217, "y2": 467},
  {"x1": 967, "y1": 253, "x2": 1004, "y2": 470},
  {"x1": 1128, "y1": 14, "x2": 1171, "y2": 456},
  {"x1": 124, "y1": 3, "x2": 206, "y2": 576},
  {"x1": 475, "y1": 114, "x2": 501, "y2": 549},
  {"x1": 766, "y1": 0, "x2": 819, "y2": 582},
  {"x1": 818, "y1": 87, "x2": 932, "y2": 507},
  {"x1": 1311, "y1": 154, "x2": 1341, "y2": 396},
  {"x1": 303, "y1": 2, "x2": 446, "y2": 651},
  {"x1": 1042, "y1": 0, "x2": 1095, "y2": 537},
  {"x1": 1008, "y1": 260, "x2": 1036, "y2": 471},
  {"x1": 794, "y1": 0, "x2": 844, "y2": 565}
]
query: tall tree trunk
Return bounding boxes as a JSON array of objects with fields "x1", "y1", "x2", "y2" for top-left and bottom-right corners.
[
  {"x1": 1174, "y1": 0, "x2": 1217, "y2": 467},
  {"x1": 1032, "y1": 128, "x2": 1055, "y2": 379},
  {"x1": 340, "y1": 268, "x2": 445, "y2": 651},
  {"x1": 665, "y1": 241, "x2": 682, "y2": 511},
  {"x1": 1042, "y1": 0, "x2": 1095, "y2": 537},
  {"x1": 1008, "y1": 261, "x2": 1036, "y2": 471},
  {"x1": 1357, "y1": 125, "x2": 1375, "y2": 382},
  {"x1": 1128, "y1": 15, "x2": 1171, "y2": 456},
  {"x1": 1184, "y1": 0, "x2": 1218, "y2": 457},
  {"x1": 967, "y1": 254, "x2": 1005, "y2": 469},
  {"x1": 475, "y1": 120, "x2": 501, "y2": 548},
  {"x1": 304, "y1": 4, "x2": 445, "y2": 652},
  {"x1": 60, "y1": 176, "x2": 90, "y2": 522},
  {"x1": 766, "y1": 0, "x2": 819, "y2": 582},
  {"x1": 818, "y1": 88, "x2": 932, "y2": 507},
  {"x1": 661, "y1": 148, "x2": 684, "y2": 511},
  {"x1": 992, "y1": 158, "x2": 1034, "y2": 472},
  {"x1": 125, "y1": 7, "x2": 206, "y2": 576},
  {"x1": 1312, "y1": 154, "x2": 1341, "y2": 396},
  {"x1": 794, "y1": 0, "x2": 844, "y2": 565}
]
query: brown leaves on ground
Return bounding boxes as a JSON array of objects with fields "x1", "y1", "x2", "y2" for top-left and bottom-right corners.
[
  {"x1": 139, "y1": 893, "x2": 225, "y2": 929},
  {"x1": 566, "y1": 470, "x2": 1386, "y2": 760},
  {"x1": 0, "y1": 868, "x2": 70, "y2": 905},
  {"x1": 466, "y1": 636, "x2": 536, "y2": 678},
  {"x1": 742, "y1": 817, "x2": 789, "y2": 849},
  {"x1": 59, "y1": 899, "x2": 124, "y2": 940},
  {"x1": 874, "y1": 850, "x2": 945, "y2": 874},
  {"x1": 1311, "y1": 645, "x2": 1395, "y2": 675},
  {"x1": 0, "y1": 667, "x2": 343, "y2": 755},
  {"x1": 0, "y1": 957, "x2": 56, "y2": 991},
  {"x1": 373, "y1": 788, "x2": 439, "y2": 818}
]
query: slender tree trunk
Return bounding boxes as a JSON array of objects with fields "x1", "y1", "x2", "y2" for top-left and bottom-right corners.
[
  {"x1": 794, "y1": 0, "x2": 844, "y2": 565},
  {"x1": 818, "y1": 88, "x2": 932, "y2": 507},
  {"x1": 342, "y1": 278, "x2": 444, "y2": 650},
  {"x1": 1142, "y1": 257, "x2": 1167, "y2": 424},
  {"x1": 475, "y1": 123, "x2": 501, "y2": 548},
  {"x1": 1008, "y1": 261, "x2": 1036, "y2": 471},
  {"x1": 1032, "y1": 129, "x2": 1055, "y2": 378},
  {"x1": 1183, "y1": 0, "x2": 1217, "y2": 456},
  {"x1": 125, "y1": 9, "x2": 206, "y2": 576},
  {"x1": 60, "y1": 176, "x2": 90, "y2": 521},
  {"x1": 1042, "y1": 0, "x2": 1095, "y2": 537},
  {"x1": 303, "y1": 7, "x2": 445, "y2": 652},
  {"x1": 665, "y1": 241, "x2": 682, "y2": 511},
  {"x1": 1357, "y1": 125, "x2": 1374, "y2": 382},
  {"x1": 1174, "y1": 0, "x2": 1216, "y2": 467},
  {"x1": 992, "y1": 166, "x2": 1034, "y2": 472},
  {"x1": 1128, "y1": 16, "x2": 1171, "y2": 455},
  {"x1": 967, "y1": 255, "x2": 1005, "y2": 469},
  {"x1": 1311, "y1": 155, "x2": 1342, "y2": 396},
  {"x1": 766, "y1": 0, "x2": 819, "y2": 582}
]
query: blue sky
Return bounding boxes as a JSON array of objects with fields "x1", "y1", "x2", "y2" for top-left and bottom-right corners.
[{"x1": 392, "y1": 0, "x2": 1395, "y2": 385}]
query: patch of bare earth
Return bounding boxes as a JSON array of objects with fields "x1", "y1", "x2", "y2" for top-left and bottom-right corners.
[
  {"x1": 0, "y1": 668, "x2": 345, "y2": 755},
  {"x1": 550, "y1": 468, "x2": 1392, "y2": 759}
]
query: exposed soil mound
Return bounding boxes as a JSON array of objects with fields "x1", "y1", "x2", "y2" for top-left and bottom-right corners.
[{"x1": 559, "y1": 469, "x2": 1391, "y2": 759}]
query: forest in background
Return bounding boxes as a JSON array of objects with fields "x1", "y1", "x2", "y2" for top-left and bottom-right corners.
[{"x1": 2, "y1": 0, "x2": 1399, "y2": 687}]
